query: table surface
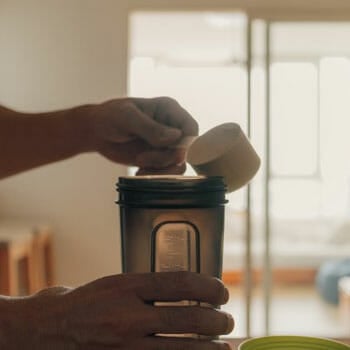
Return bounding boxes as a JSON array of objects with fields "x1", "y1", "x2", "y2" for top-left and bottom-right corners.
[{"x1": 227, "y1": 338, "x2": 350, "y2": 349}]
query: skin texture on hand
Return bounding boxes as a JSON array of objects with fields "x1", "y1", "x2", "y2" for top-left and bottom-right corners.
[
  {"x1": 0, "y1": 97, "x2": 198, "y2": 179},
  {"x1": 85, "y1": 97, "x2": 199, "y2": 175},
  {"x1": 0, "y1": 272, "x2": 233, "y2": 350}
]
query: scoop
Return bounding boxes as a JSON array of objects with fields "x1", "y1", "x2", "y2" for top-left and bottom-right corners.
[{"x1": 187, "y1": 123, "x2": 260, "y2": 193}]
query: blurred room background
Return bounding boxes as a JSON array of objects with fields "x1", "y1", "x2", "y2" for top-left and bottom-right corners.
[{"x1": 1, "y1": 0, "x2": 350, "y2": 340}]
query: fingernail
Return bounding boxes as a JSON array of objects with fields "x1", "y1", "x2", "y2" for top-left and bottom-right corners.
[
  {"x1": 225, "y1": 313, "x2": 234, "y2": 334},
  {"x1": 222, "y1": 342, "x2": 232, "y2": 350},
  {"x1": 160, "y1": 127, "x2": 181, "y2": 141},
  {"x1": 175, "y1": 150, "x2": 186, "y2": 165},
  {"x1": 224, "y1": 287, "x2": 230, "y2": 303},
  {"x1": 170, "y1": 136, "x2": 197, "y2": 149}
]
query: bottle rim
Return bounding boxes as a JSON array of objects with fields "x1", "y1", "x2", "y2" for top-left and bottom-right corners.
[
  {"x1": 117, "y1": 175, "x2": 227, "y2": 193},
  {"x1": 116, "y1": 175, "x2": 228, "y2": 207}
]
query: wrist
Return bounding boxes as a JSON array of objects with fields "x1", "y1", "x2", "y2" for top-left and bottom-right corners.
[
  {"x1": 13, "y1": 105, "x2": 97, "y2": 159},
  {"x1": 63, "y1": 104, "x2": 97, "y2": 154},
  {"x1": 0, "y1": 289, "x2": 73, "y2": 349},
  {"x1": 0, "y1": 296, "x2": 21, "y2": 347}
]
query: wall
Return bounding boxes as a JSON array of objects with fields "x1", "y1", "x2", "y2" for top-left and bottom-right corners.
[{"x1": 0, "y1": 0, "x2": 128, "y2": 286}]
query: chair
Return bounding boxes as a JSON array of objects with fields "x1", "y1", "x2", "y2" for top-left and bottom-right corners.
[
  {"x1": 0, "y1": 223, "x2": 55, "y2": 296},
  {"x1": 32, "y1": 225, "x2": 55, "y2": 291},
  {"x1": 0, "y1": 226, "x2": 36, "y2": 296}
]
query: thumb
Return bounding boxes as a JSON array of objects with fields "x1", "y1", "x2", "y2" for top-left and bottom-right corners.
[{"x1": 124, "y1": 103, "x2": 182, "y2": 147}]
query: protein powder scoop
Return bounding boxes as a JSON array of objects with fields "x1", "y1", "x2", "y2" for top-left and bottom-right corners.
[{"x1": 187, "y1": 123, "x2": 260, "y2": 193}]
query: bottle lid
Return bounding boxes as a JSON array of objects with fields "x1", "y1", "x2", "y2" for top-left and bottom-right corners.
[{"x1": 117, "y1": 175, "x2": 227, "y2": 208}]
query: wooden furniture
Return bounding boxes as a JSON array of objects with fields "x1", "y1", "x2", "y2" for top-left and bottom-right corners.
[
  {"x1": 223, "y1": 268, "x2": 317, "y2": 286},
  {"x1": 0, "y1": 223, "x2": 54, "y2": 296},
  {"x1": 32, "y1": 226, "x2": 55, "y2": 291},
  {"x1": 0, "y1": 226, "x2": 36, "y2": 296}
]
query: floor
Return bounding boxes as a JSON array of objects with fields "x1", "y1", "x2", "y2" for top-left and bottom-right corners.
[{"x1": 221, "y1": 284, "x2": 350, "y2": 339}]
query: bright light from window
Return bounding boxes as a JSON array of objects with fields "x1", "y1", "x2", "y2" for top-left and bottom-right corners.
[
  {"x1": 271, "y1": 62, "x2": 318, "y2": 177},
  {"x1": 204, "y1": 12, "x2": 246, "y2": 29}
]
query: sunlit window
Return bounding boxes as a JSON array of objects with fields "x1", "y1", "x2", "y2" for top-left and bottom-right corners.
[
  {"x1": 269, "y1": 58, "x2": 350, "y2": 219},
  {"x1": 271, "y1": 62, "x2": 319, "y2": 177},
  {"x1": 129, "y1": 13, "x2": 350, "y2": 338},
  {"x1": 128, "y1": 11, "x2": 248, "y2": 212}
]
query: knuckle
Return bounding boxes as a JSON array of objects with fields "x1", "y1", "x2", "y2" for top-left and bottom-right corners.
[
  {"x1": 158, "y1": 96, "x2": 178, "y2": 106},
  {"x1": 159, "y1": 308, "x2": 179, "y2": 329},
  {"x1": 120, "y1": 100, "x2": 136, "y2": 118},
  {"x1": 229, "y1": 315, "x2": 235, "y2": 334},
  {"x1": 149, "y1": 273, "x2": 167, "y2": 295},
  {"x1": 152, "y1": 126, "x2": 168, "y2": 140},
  {"x1": 185, "y1": 309, "x2": 202, "y2": 332},
  {"x1": 211, "y1": 278, "x2": 226, "y2": 302},
  {"x1": 215, "y1": 310, "x2": 234, "y2": 335},
  {"x1": 193, "y1": 119, "x2": 199, "y2": 135},
  {"x1": 114, "y1": 273, "x2": 133, "y2": 291},
  {"x1": 219, "y1": 312, "x2": 231, "y2": 334},
  {"x1": 173, "y1": 271, "x2": 194, "y2": 292}
]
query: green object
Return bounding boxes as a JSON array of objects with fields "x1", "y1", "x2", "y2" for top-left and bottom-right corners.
[{"x1": 238, "y1": 336, "x2": 350, "y2": 350}]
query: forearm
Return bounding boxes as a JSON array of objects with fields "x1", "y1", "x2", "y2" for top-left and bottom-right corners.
[
  {"x1": 0, "y1": 105, "x2": 93, "y2": 179},
  {"x1": 0, "y1": 290, "x2": 72, "y2": 350},
  {"x1": 0, "y1": 296, "x2": 15, "y2": 348}
]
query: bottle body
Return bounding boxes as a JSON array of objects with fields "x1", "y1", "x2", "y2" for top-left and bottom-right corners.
[
  {"x1": 116, "y1": 175, "x2": 227, "y2": 278},
  {"x1": 119, "y1": 206, "x2": 225, "y2": 277}
]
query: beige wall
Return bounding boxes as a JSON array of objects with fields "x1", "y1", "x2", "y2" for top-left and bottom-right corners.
[
  {"x1": 0, "y1": 0, "x2": 128, "y2": 286},
  {"x1": 0, "y1": 0, "x2": 349, "y2": 287}
]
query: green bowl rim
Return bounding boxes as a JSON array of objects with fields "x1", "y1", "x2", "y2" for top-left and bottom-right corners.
[{"x1": 238, "y1": 335, "x2": 350, "y2": 349}]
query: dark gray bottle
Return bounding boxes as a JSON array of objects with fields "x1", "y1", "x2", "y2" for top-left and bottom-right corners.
[{"x1": 116, "y1": 175, "x2": 227, "y2": 278}]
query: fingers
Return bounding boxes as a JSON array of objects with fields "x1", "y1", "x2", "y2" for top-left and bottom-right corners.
[
  {"x1": 85, "y1": 338, "x2": 232, "y2": 350},
  {"x1": 131, "y1": 337, "x2": 232, "y2": 350},
  {"x1": 119, "y1": 102, "x2": 182, "y2": 147},
  {"x1": 80, "y1": 272, "x2": 229, "y2": 307},
  {"x1": 149, "y1": 306, "x2": 234, "y2": 336},
  {"x1": 95, "y1": 97, "x2": 197, "y2": 169},
  {"x1": 34, "y1": 286, "x2": 72, "y2": 296},
  {"x1": 135, "y1": 149, "x2": 186, "y2": 169},
  {"x1": 132, "y1": 97, "x2": 199, "y2": 137},
  {"x1": 93, "y1": 97, "x2": 198, "y2": 165},
  {"x1": 99, "y1": 140, "x2": 187, "y2": 173},
  {"x1": 62, "y1": 272, "x2": 233, "y2": 349},
  {"x1": 136, "y1": 163, "x2": 186, "y2": 176},
  {"x1": 126, "y1": 271, "x2": 229, "y2": 306}
]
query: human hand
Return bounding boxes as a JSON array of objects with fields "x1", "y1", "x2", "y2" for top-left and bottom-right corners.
[
  {"x1": 85, "y1": 97, "x2": 198, "y2": 175},
  {"x1": 1, "y1": 272, "x2": 233, "y2": 350}
]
